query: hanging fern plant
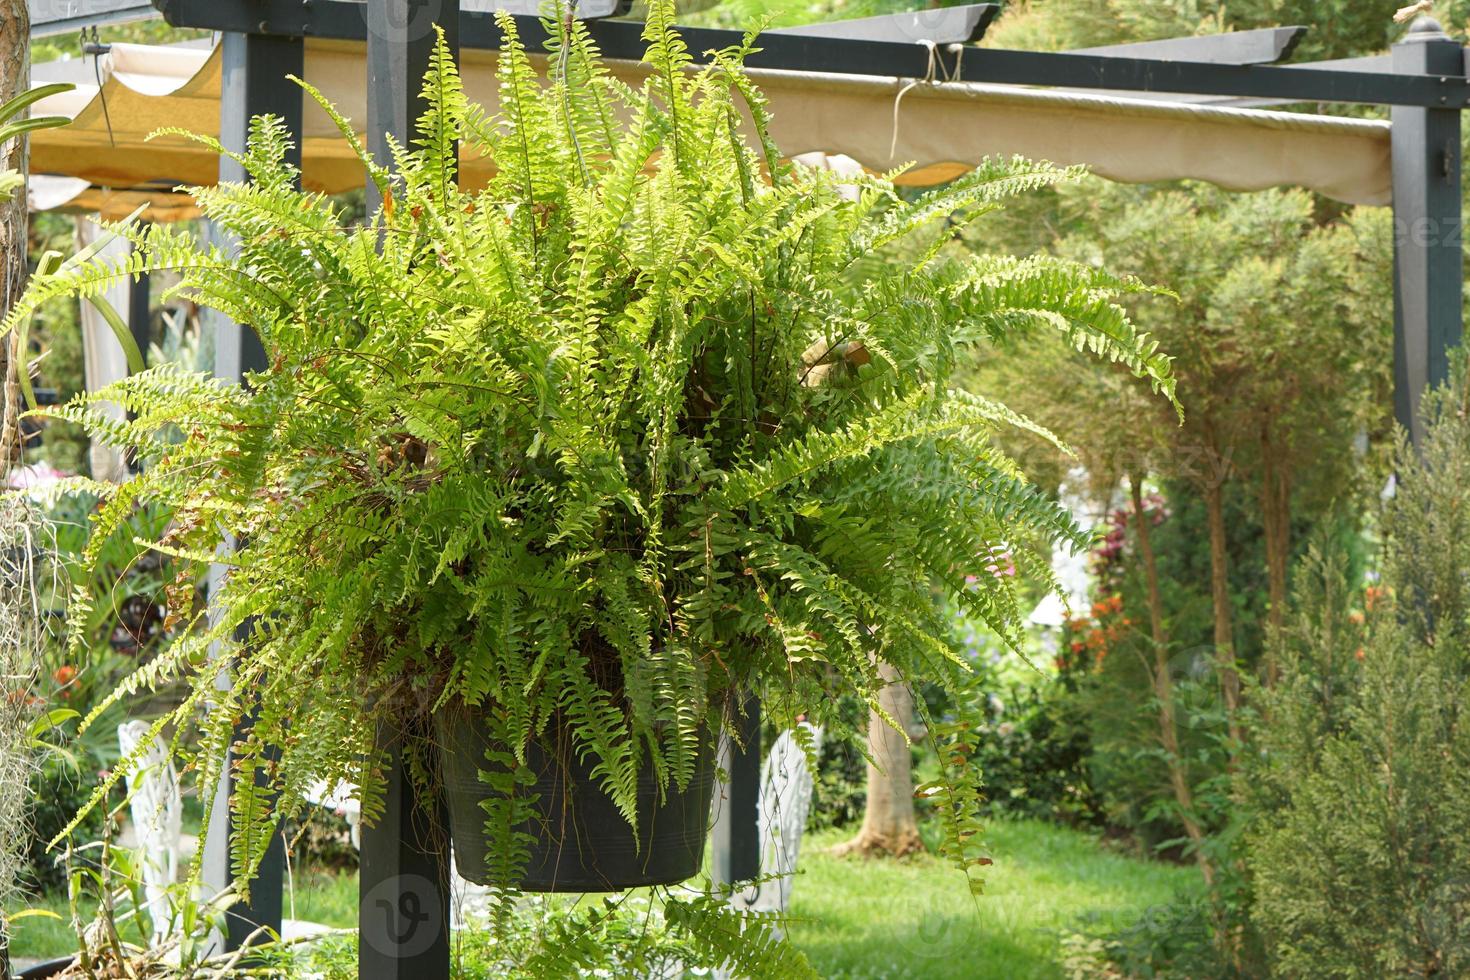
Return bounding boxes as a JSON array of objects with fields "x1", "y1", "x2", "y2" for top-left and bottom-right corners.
[{"x1": 10, "y1": 0, "x2": 1174, "y2": 937}]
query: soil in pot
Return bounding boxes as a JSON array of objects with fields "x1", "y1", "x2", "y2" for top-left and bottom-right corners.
[{"x1": 435, "y1": 711, "x2": 716, "y2": 891}]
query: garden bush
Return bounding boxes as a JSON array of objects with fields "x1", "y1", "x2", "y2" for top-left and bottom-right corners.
[
  {"x1": 273, "y1": 893, "x2": 798, "y2": 979},
  {"x1": 966, "y1": 657, "x2": 1101, "y2": 828},
  {"x1": 1246, "y1": 363, "x2": 1470, "y2": 977},
  {"x1": 24, "y1": 749, "x2": 105, "y2": 892},
  {"x1": 803, "y1": 692, "x2": 870, "y2": 831}
]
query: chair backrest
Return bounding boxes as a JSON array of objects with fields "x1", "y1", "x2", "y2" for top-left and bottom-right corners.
[
  {"x1": 117, "y1": 719, "x2": 183, "y2": 943},
  {"x1": 747, "y1": 723, "x2": 822, "y2": 915}
]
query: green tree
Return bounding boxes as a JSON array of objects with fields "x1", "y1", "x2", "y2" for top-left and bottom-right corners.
[
  {"x1": 985, "y1": 0, "x2": 1470, "y2": 60},
  {"x1": 1061, "y1": 184, "x2": 1386, "y2": 707},
  {"x1": 1248, "y1": 361, "x2": 1470, "y2": 977},
  {"x1": 0, "y1": 4, "x2": 30, "y2": 974},
  {"x1": 964, "y1": 184, "x2": 1391, "y2": 966}
]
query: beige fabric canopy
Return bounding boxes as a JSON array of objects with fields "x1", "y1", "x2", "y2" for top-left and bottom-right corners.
[
  {"x1": 29, "y1": 175, "x2": 205, "y2": 221},
  {"x1": 29, "y1": 37, "x2": 1393, "y2": 220}
]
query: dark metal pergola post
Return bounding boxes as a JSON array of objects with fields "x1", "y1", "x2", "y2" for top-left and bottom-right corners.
[
  {"x1": 1391, "y1": 17, "x2": 1464, "y2": 444},
  {"x1": 202, "y1": 29, "x2": 303, "y2": 955},
  {"x1": 363, "y1": 0, "x2": 459, "y2": 215},
  {"x1": 124, "y1": 240, "x2": 149, "y2": 433},
  {"x1": 710, "y1": 694, "x2": 762, "y2": 887},
  {"x1": 356, "y1": 4, "x2": 459, "y2": 978},
  {"x1": 357, "y1": 721, "x2": 452, "y2": 978},
  {"x1": 125, "y1": 243, "x2": 149, "y2": 372}
]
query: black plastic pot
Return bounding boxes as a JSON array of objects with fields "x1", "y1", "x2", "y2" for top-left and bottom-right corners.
[
  {"x1": 16, "y1": 957, "x2": 74, "y2": 980},
  {"x1": 436, "y1": 711, "x2": 715, "y2": 891}
]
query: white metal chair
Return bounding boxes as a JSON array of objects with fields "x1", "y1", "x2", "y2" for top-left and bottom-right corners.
[
  {"x1": 733, "y1": 723, "x2": 822, "y2": 917},
  {"x1": 117, "y1": 720, "x2": 183, "y2": 945}
]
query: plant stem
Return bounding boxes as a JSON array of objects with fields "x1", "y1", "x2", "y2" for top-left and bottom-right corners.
[
  {"x1": 1202, "y1": 461, "x2": 1244, "y2": 755},
  {"x1": 1130, "y1": 476, "x2": 1213, "y2": 887}
]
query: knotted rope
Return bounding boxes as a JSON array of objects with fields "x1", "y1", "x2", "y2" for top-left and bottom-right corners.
[{"x1": 890, "y1": 41, "x2": 966, "y2": 162}]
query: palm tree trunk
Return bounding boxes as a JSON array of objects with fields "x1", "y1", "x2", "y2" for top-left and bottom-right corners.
[
  {"x1": 835, "y1": 660, "x2": 924, "y2": 857},
  {"x1": 0, "y1": 6, "x2": 30, "y2": 974}
]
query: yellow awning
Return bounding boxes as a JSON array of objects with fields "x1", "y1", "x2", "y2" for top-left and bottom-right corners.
[{"x1": 29, "y1": 37, "x2": 1393, "y2": 221}]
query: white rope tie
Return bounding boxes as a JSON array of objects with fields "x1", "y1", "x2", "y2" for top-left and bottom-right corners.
[
  {"x1": 949, "y1": 41, "x2": 966, "y2": 82},
  {"x1": 889, "y1": 41, "x2": 967, "y2": 162}
]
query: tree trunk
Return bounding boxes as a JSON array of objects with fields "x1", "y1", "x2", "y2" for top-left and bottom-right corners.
[
  {"x1": 1258, "y1": 421, "x2": 1291, "y2": 688},
  {"x1": 1202, "y1": 476, "x2": 1244, "y2": 754},
  {"x1": 0, "y1": 5, "x2": 28, "y2": 975},
  {"x1": 834, "y1": 660, "x2": 924, "y2": 858},
  {"x1": 1130, "y1": 477, "x2": 1214, "y2": 887},
  {"x1": 0, "y1": 0, "x2": 26, "y2": 472}
]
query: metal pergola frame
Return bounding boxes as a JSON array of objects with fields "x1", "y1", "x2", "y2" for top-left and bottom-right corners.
[{"x1": 62, "y1": 1, "x2": 1462, "y2": 976}]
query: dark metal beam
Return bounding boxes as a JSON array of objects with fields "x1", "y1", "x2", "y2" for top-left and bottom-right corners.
[
  {"x1": 769, "y1": 4, "x2": 996, "y2": 45},
  {"x1": 213, "y1": 32, "x2": 303, "y2": 380},
  {"x1": 1071, "y1": 25, "x2": 1306, "y2": 66},
  {"x1": 727, "y1": 696, "x2": 762, "y2": 882},
  {"x1": 222, "y1": 694, "x2": 285, "y2": 952},
  {"x1": 123, "y1": 240, "x2": 151, "y2": 434},
  {"x1": 1391, "y1": 17, "x2": 1463, "y2": 445},
  {"x1": 952, "y1": 44, "x2": 1467, "y2": 108},
  {"x1": 126, "y1": 247, "x2": 150, "y2": 374},
  {"x1": 1104, "y1": 53, "x2": 1394, "y2": 106},
  {"x1": 467, "y1": 0, "x2": 628, "y2": 17},
  {"x1": 151, "y1": 0, "x2": 1470, "y2": 108},
  {"x1": 362, "y1": 0, "x2": 460, "y2": 216}
]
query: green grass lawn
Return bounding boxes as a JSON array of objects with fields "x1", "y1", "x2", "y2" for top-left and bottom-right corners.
[
  {"x1": 8, "y1": 892, "x2": 96, "y2": 966},
  {"x1": 9, "y1": 817, "x2": 1199, "y2": 976},
  {"x1": 790, "y1": 821, "x2": 1198, "y2": 979}
]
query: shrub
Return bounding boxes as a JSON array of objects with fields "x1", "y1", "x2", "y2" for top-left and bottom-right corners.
[
  {"x1": 969, "y1": 673, "x2": 1101, "y2": 826},
  {"x1": 24, "y1": 749, "x2": 105, "y2": 892},
  {"x1": 804, "y1": 692, "x2": 869, "y2": 830},
  {"x1": 276, "y1": 893, "x2": 804, "y2": 979},
  {"x1": 1246, "y1": 363, "x2": 1470, "y2": 978}
]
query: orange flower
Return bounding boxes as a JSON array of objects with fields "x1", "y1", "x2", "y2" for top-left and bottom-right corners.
[{"x1": 53, "y1": 664, "x2": 77, "y2": 687}]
